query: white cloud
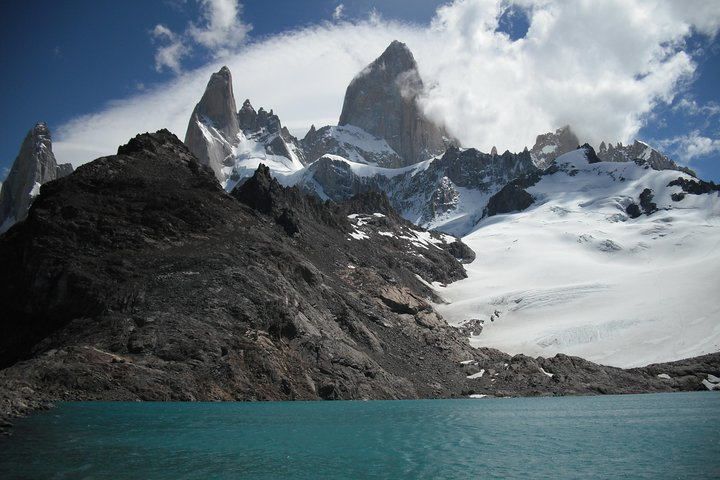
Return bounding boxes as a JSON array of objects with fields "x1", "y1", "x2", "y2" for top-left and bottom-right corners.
[
  {"x1": 54, "y1": 0, "x2": 720, "y2": 167},
  {"x1": 152, "y1": 0, "x2": 250, "y2": 74},
  {"x1": 333, "y1": 4, "x2": 344, "y2": 21},
  {"x1": 674, "y1": 98, "x2": 720, "y2": 118},
  {"x1": 660, "y1": 131, "x2": 720, "y2": 162},
  {"x1": 151, "y1": 24, "x2": 190, "y2": 74},
  {"x1": 188, "y1": 0, "x2": 251, "y2": 54}
]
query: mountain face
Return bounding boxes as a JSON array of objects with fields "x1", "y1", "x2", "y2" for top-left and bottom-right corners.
[
  {"x1": 0, "y1": 123, "x2": 73, "y2": 233},
  {"x1": 286, "y1": 146, "x2": 539, "y2": 236},
  {"x1": 0, "y1": 130, "x2": 482, "y2": 408},
  {"x1": 529, "y1": 126, "x2": 580, "y2": 169},
  {"x1": 338, "y1": 40, "x2": 453, "y2": 167},
  {"x1": 301, "y1": 124, "x2": 403, "y2": 168},
  {"x1": 224, "y1": 99, "x2": 305, "y2": 191},
  {"x1": 184, "y1": 66, "x2": 240, "y2": 181}
]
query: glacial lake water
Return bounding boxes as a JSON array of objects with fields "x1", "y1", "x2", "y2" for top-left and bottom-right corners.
[{"x1": 0, "y1": 392, "x2": 718, "y2": 479}]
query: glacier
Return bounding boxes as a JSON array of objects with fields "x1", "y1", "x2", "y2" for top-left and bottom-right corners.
[{"x1": 435, "y1": 149, "x2": 720, "y2": 368}]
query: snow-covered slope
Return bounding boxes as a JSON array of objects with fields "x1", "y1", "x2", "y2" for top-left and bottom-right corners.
[
  {"x1": 301, "y1": 124, "x2": 403, "y2": 167},
  {"x1": 435, "y1": 149, "x2": 720, "y2": 368}
]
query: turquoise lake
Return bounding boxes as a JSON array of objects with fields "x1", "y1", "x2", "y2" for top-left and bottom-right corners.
[{"x1": 1, "y1": 392, "x2": 718, "y2": 479}]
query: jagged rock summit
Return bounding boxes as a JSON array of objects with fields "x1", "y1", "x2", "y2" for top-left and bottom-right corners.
[
  {"x1": 338, "y1": 40, "x2": 454, "y2": 167},
  {"x1": 184, "y1": 66, "x2": 241, "y2": 181},
  {"x1": 184, "y1": 66, "x2": 305, "y2": 188},
  {"x1": 597, "y1": 139, "x2": 696, "y2": 176},
  {"x1": 0, "y1": 122, "x2": 73, "y2": 233},
  {"x1": 529, "y1": 126, "x2": 580, "y2": 169}
]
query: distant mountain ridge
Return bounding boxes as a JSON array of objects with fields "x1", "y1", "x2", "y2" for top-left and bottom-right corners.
[{"x1": 178, "y1": 41, "x2": 697, "y2": 236}]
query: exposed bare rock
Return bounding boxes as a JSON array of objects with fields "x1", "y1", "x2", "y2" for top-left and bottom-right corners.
[
  {"x1": 598, "y1": 139, "x2": 695, "y2": 176},
  {"x1": 184, "y1": 66, "x2": 240, "y2": 180},
  {"x1": 529, "y1": 125, "x2": 579, "y2": 170},
  {"x1": 338, "y1": 40, "x2": 454, "y2": 167},
  {"x1": 0, "y1": 123, "x2": 73, "y2": 233}
]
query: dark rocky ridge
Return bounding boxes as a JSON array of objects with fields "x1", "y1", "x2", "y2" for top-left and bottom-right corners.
[{"x1": 0, "y1": 130, "x2": 717, "y2": 434}]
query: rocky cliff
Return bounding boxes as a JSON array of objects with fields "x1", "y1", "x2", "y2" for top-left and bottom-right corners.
[
  {"x1": 338, "y1": 40, "x2": 453, "y2": 167},
  {"x1": 0, "y1": 123, "x2": 73, "y2": 233},
  {"x1": 529, "y1": 126, "x2": 579, "y2": 169},
  {"x1": 184, "y1": 66, "x2": 305, "y2": 188},
  {"x1": 184, "y1": 66, "x2": 241, "y2": 181}
]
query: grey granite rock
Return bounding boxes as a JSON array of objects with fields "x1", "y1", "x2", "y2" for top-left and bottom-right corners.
[
  {"x1": 0, "y1": 123, "x2": 73, "y2": 233},
  {"x1": 338, "y1": 40, "x2": 453, "y2": 167},
  {"x1": 529, "y1": 126, "x2": 579, "y2": 170},
  {"x1": 184, "y1": 66, "x2": 240, "y2": 181}
]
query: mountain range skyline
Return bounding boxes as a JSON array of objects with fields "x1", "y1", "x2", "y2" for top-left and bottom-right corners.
[{"x1": 1, "y1": 0, "x2": 719, "y2": 184}]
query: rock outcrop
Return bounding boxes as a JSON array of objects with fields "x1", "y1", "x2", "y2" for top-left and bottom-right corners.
[
  {"x1": 529, "y1": 126, "x2": 579, "y2": 170},
  {"x1": 0, "y1": 122, "x2": 73, "y2": 233},
  {"x1": 184, "y1": 66, "x2": 241, "y2": 181},
  {"x1": 338, "y1": 40, "x2": 453, "y2": 167}
]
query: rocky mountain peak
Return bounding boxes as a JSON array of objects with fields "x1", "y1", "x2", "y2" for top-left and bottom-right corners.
[
  {"x1": 237, "y1": 98, "x2": 257, "y2": 131},
  {"x1": 338, "y1": 40, "x2": 453, "y2": 167},
  {"x1": 0, "y1": 122, "x2": 73, "y2": 233},
  {"x1": 192, "y1": 66, "x2": 239, "y2": 138},
  {"x1": 529, "y1": 125, "x2": 580, "y2": 169},
  {"x1": 373, "y1": 40, "x2": 418, "y2": 79},
  {"x1": 184, "y1": 66, "x2": 241, "y2": 181}
]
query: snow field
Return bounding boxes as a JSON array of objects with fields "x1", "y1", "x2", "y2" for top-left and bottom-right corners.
[{"x1": 436, "y1": 151, "x2": 720, "y2": 368}]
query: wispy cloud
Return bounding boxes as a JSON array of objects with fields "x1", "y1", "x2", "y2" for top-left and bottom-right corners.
[
  {"x1": 54, "y1": 0, "x2": 720, "y2": 170},
  {"x1": 673, "y1": 98, "x2": 720, "y2": 118},
  {"x1": 659, "y1": 130, "x2": 720, "y2": 162},
  {"x1": 152, "y1": 0, "x2": 251, "y2": 74},
  {"x1": 152, "y1": 24, "x2": 189, "y2": 74},
  {"x1": 333, "y1": 4, "x2": 344, "y2": 22}
]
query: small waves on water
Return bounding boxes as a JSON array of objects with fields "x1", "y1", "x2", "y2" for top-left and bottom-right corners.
[{"x1": 1, "y1": 392, "x2": 718, "y2": 479}]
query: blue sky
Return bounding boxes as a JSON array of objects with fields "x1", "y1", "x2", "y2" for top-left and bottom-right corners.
[{"x1": 1, "y1": 1, "x2": 719, "y2": 182}]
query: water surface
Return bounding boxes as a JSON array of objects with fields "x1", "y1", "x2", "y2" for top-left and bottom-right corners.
[{"x1": 1, "y1": 392, "x2": 718, "y2": 479}]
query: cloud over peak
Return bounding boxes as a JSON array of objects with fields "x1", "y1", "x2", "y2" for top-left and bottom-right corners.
[{"x1": 54, "y1": 0, "x2": 720, "y2": 174}]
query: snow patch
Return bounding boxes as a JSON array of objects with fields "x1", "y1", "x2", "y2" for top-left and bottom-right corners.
[{"x1": 467, "y1": 369, "x2": 485, "y2": 379}]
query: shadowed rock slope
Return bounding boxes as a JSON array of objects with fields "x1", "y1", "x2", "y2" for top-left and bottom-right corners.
[{"x1": 0, "y1": 130, "x2": 717, "y2": 432}]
